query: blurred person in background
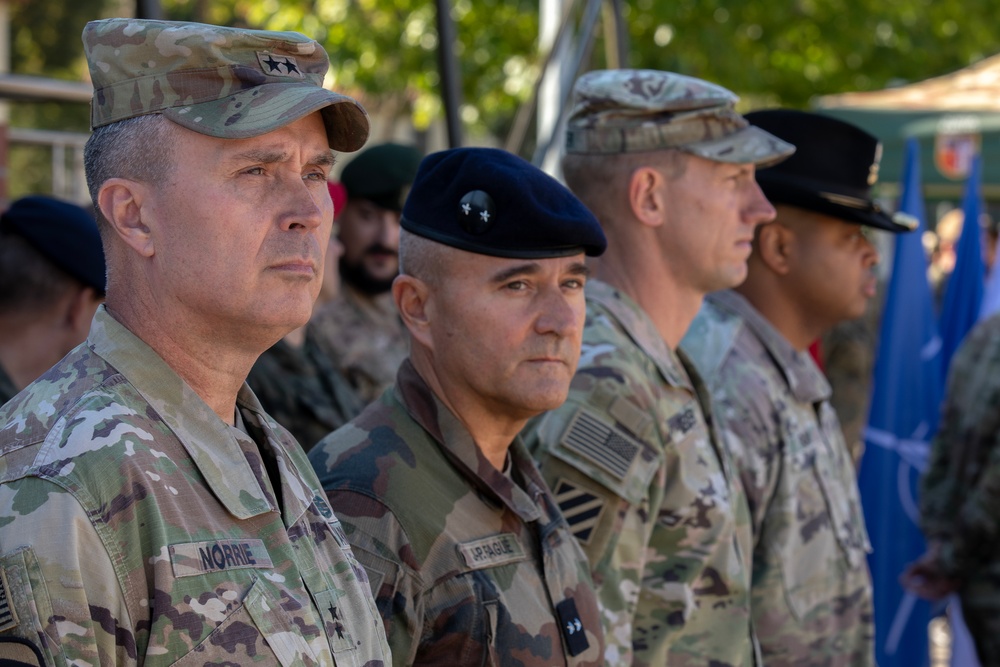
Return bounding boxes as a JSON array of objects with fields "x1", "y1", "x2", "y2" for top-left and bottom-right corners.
[
  {"x1": 0, "y1": 195, "x2": 105, "y2": 405},
  {"x1": 309, "y1": 142, "x2": 422, "y2": 403}
]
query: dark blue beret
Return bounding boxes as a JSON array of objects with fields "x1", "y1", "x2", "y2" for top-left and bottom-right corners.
[
  {"x1": 401, "y1": 147, "x2": 606, "y2": 259},
  {"x1": 0, "y1": 196, "x2": 106, "y2": 293}
]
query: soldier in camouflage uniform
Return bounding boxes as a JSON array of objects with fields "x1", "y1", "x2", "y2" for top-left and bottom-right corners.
[
  {"x1": 522, "y1": 70, "x2": 793, "y2": 667},
  {"x1": 682, "y1": 110, "x2": 915, "y2": 666},
  {"x1": 309, "y1": 143, "x2": 423, "y2": 404},
  {"x1": 0, "y1": 19, "x2": 390, "y2": 666},
  {"x1": 904, "y1": 311, "x2": 1000, "y2": 663},
  {"x1": 309, "y1": 147, "x2": 607, "y2": 667}
]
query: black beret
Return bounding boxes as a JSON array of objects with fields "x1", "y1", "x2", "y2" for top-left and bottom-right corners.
[
  {"x1": 746, "y1": 109, "x2": 915, "y2": 233},
  {"x1": 401, "y1": 147, "x2": 606, "y2": 259},
  {"x1": 0, "y1": 196, "x2": 106, "y2": 293},
  {"x1": 340, "y1": 142, "x2": 423, "y2": 212}
]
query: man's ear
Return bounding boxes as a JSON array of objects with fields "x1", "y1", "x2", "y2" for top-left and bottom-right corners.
[
  {"x1": 627, "y1": 166, "x2": 668, "y2": 229},
  {"x1": 755, "y1": 222, "x2": 795, "y2": 276},
  {"x1": 393, "y1": 274, "x2": 433, "y2": 350},
  {"x1": 97, "y1": 178, "x2": 155, "y2": 258}
]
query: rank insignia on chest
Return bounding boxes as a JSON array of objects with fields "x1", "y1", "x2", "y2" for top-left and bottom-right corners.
[
  {"x1": 667, "y1": 405, "x2": 697, "y2": 436},
  {"x1": 555, "y1": 598, "x2": 589, "y2": 656}
]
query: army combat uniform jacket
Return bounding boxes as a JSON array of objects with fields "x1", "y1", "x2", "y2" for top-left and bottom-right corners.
[
  {"x1": 308, "y1": 360, "x2": 604, "y2": 667},
  {"x1": 921, "y1": 312, "x2": 1000, "y2": 662},
  {"x1": 0, "y1": 307, "x2": 391, "y2": 666},
  {"x1": 308, "y1": 287, "x2": 409, "y2": 405},
  {"x1": 682, "y1": 291, "x2": 874, "y2": 667},
  {"x1": 523, "y1": 280, "x2": 755, "y2": 667}
]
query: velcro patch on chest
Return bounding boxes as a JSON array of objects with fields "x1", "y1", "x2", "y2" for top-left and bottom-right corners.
[
  {"x1": 456, "y1": 534, "x2": 526, "y2": 570},
  {"x1": 561, "y1": 410, "x2": 641, "y2": 481},
  {"x1": 170, "y1": 539, "x2": 274, "y2": 578},
  {"x1": 552, "y1": 478, "x2": 607, "y2": 544},
  {"x1": 0, "y1": 567, "x2": 18, "y2": 633},
  {"x1": 667, "y1": 403, "x2": 699, "y2": 437}
]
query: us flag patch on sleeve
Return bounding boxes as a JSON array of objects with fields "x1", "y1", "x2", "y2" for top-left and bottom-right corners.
[
  {"x1": 561, "y1": 410, "x2": 640, "y2": 480},
  {"x1": 553, "y1": 478, "x2": 607, "y2": 544}
]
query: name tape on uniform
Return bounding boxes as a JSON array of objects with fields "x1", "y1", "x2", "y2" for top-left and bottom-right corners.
[
  {"x1": 170, "y1": 539, "x2": 273, "y2": 578},
  {"x1": 457, "y1": 534, "x2": 526, "y2": 570}
]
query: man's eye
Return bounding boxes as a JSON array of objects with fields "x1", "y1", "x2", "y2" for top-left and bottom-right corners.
[
  {"x1": 243, "y1": 166, "x2": 265, "y2": 176},
  {"x1": 506, "y1": 281, "x2": 527, "y2": 291}
]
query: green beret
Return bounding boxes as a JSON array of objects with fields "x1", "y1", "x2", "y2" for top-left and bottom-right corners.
[{"x1": 340, "y1": 143, "x2": 423, "y2": 212}]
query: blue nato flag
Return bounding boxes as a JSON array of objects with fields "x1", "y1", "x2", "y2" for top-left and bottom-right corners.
[
  {"x1": 939, "y1": 153, "x2": 984, "y2": 370},
  {"x1": 861, "y1": 138, "x2": 942, "y2": 667}
]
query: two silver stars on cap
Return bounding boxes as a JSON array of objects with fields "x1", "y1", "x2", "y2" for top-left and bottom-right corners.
[{"x1": 461, "y1": 202, "x2": 490, "y2": 222}]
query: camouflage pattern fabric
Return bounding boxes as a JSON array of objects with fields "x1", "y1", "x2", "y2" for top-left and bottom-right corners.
[
  {"x1": 82, "y1": 18, "x2": 368, "y2": 149},
  {"x1": 921, "y1": 312, "x2": 1000, "y2": 663},
  {"x1": 523, "y1": 280, "x2": 755, "y2": 667},
  {"x1": 308, "y1": 360, "x2": 605, "y2": 667},
  {"x1": 820, "y1": 286, "x2": 884, "y2": 469},
  {"x1": 247, "y1": 331, "x2": 365, "y2": 451},
  {"x1": 563, "y1": 69, "x2": 793, "y2": 167},
  {"x1": 0, "y1": 306, "x2": 391, "y2": 666},
  {"x1": 0, "y1": 364, "x2": 14, "y2": 407},
  {"x1": 308, "y1": 287, "x2": 409, "y2": 405},
  {"x1": 681, "y1": 290, "x2": 874, "y2": 667}
]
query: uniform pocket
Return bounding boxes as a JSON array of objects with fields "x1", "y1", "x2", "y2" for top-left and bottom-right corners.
[
  {"x1": 312, "y1": 567, "x2": 386, "y2": 667},
  {"x1": 776, "y1": 436, "x2": 869, "y2": 620},
  {"x1": 171, "y1": 576, "x2": 324, "y2": 667}
]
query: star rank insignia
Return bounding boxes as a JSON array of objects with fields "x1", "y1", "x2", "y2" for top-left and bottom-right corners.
[
  {"x1": 256, "y1": 52, "x2": 305, "y2": 79},
  {"x1": 457, "y1": 189, "x2": 496, "y2": 235}
]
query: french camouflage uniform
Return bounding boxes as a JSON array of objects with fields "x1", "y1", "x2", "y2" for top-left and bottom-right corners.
[
  {"x1": 247, "y1": 331, "x2": 365, "y2": 451},
  {"x1": 309, "y1": 361, "x2": 604, "y2": 667},
  {"x1": 921, "y1": 312, "x2": 1000, "y2": 663},
  {"x1": 0, "y1": 364, "x2": 15, "y2": 406},
  {"x1": 0, "y1": 307, "x2": 391, "y2": 665},
  {"x1": 524, "y1": 281, "x2": 755, "y2": 667},
  {"x1": 309, "y1": 287, "x2": 409, "y2": 405},
  {"x1": 682, "y1": 290, "x2": 875, "y2": 667}
]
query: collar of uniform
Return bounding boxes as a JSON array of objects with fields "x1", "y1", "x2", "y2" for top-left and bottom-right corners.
[
  {"x1": 585, "y1": 280, "x2": 692, "y2": 389},
  {"x1": 87, "y1": 306, "x2": 273, "y2": 520},
  {"x1": 394, "y1": 360, "x2": 542, "y2": 523},
  {"x1": 707, "y1": 290, "x2": 831, "y2": 404}
]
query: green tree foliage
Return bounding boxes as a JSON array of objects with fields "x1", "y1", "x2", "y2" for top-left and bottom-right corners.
[
  {"x1": 10, "y1": 0, "x2": 1000, "y2": 155},
  {"x1": 625, "y1": 0, "x2": 999, "y2": 110}
]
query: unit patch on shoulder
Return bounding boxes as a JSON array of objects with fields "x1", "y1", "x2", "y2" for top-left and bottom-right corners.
[
  {"x1": 0, "y1": 567, "x2": 18, "y2": 633},
  {"x1": 561, "y1": 410, "x2": 640, "y2": 481},
  {"x1": 553, "y1": 478, "x2": 607, "y2": 544}
]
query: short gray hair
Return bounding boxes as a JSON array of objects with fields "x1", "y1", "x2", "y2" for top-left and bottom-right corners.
[
  {"x1": 398, "y1": 229, "x2": 448, "y2": 287},
  {"x1": 83, "y1": 114, "x2": 175, "y2": 236}
]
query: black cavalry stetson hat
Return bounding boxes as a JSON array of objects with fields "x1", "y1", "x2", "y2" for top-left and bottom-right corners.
[{"x1": 745, "y1": 109, "x2": 916, "y2": 233}]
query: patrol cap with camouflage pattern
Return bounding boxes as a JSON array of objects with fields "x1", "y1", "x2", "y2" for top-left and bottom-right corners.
[
  {"x1": 565, "y1": 69, "x2": 794, "y2": 167},
  {"x1": 82, "y1": 19, "x2": 369, "y2": 151}
]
